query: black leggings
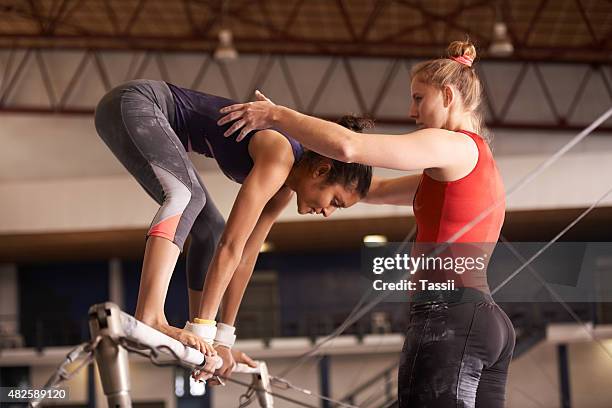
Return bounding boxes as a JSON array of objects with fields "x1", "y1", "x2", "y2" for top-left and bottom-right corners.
[
  {"x1": 398, "y1": 289, "x2": 515, "y2": 407},
  {"x1": 94, "y1": 80, "x2": 224, "y2": 291}
]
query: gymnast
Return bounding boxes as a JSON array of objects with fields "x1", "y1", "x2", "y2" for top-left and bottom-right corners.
[
  {"x1": 219, "y1": 41, "x2": 516, "y2": 407},
  {"x1": 94, "y1": 80, "x2": 372, "y2": 380}
]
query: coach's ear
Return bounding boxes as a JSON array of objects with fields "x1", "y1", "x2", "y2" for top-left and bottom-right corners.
[{"x1": 442, "y1": 85, "x2": 456, "y2": 108}]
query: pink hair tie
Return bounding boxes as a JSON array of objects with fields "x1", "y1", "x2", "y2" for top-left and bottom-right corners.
[{"x1": 450, "y1": 55, "x2": 473, "y2": 67}]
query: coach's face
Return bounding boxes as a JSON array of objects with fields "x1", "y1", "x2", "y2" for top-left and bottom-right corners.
[{"x1": 409, "y1": 78, "x2": 449, "y2": 130}]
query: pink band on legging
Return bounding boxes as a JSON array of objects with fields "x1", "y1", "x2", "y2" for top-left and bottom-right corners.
[{"x1": 148, "y1": 213, "x2": 181, "y2": 242}]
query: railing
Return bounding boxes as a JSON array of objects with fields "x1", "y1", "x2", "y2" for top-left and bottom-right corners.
[
  {"x1": 236, "y1": 303, "x2": 408, "y2": 341},
  {"x1": 333, "y1": 362, "x2": 398, "y2": 408},
  {"x1": 13, "y1": 304, "x2": 405, "y2": 348}
]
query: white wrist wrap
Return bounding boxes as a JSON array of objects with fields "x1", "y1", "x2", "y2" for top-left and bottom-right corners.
[
  {"x1": 213, "y1": 323, "x2": 236, "y2": 348},
  {"x1": 184, "y1": 321, "x2": 217, "y2": 344}
]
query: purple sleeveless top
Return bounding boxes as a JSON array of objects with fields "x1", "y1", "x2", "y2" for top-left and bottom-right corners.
[{"x1": 167, "y1": 83, "x2": 303, "y2": 183}]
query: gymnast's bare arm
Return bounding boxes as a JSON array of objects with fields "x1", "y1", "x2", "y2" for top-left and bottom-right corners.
[
  {"x1": 210, "y1": 186, "x2": 293, "y2": 379},
  {"x1": 221, "y1": 186, "x2": 293, "y2": 326},
  {"x1": 197, "y1": 130, "x2": 295, "y2": 321},
  {"x1": 363, "y1": 175, "x2": 422, "y2": 206}
]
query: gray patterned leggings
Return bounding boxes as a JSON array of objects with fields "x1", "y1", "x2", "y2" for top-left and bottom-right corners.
[{"x1": 94, "y1": 79, "x2": 224, "y2": 290}]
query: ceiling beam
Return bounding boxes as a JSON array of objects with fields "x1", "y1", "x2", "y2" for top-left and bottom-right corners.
[{"x1": 0, "y1": 35, "x2": 609, "y2": 63}]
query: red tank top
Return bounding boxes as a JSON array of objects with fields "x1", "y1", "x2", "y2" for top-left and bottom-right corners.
[
  {"x1": 412, "y1": 131, "x2": 505, "y2": 294},
  {"x1": 413, "y1": 130, "x2": 505, "y2": 243}
]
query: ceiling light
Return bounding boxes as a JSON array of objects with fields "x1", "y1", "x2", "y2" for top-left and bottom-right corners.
[
  {"x1": 489, "y1": 22, "x2": 514, "y2": 57},
  {"x1": 214, "y1": 29, "x2": 238, "y2": 61},
  {"x1": 363, "y1": 235, "x2": 388, "y2": 244}
]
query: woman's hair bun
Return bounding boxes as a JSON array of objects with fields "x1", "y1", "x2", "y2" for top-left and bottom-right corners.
[
  {"x1": 336, "y1": 115, "x2": 374, "y2": 133},
  {"x1": 447, "y1": 40, "x2": 477, "y2": 62}
]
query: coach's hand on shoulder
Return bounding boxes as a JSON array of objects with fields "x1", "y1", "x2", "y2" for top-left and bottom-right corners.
[{"x1": 218, "y1": 90, "x2": 277, "y2": 142}]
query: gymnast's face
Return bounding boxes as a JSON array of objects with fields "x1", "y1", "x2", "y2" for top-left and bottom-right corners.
[
  {"x1": 294, "y1": 163, "x2": 360, "y2": 217},
  {"x1": 409, "y1": 78, "x2": 450, "y2": 129}
]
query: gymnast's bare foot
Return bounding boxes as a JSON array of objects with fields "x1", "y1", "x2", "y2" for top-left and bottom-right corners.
[
  {"x1": 156, "y1": 323, "x2": 219, "y2": 381},
  {"x1": 157, "y1": 322, "x2": 217, "y2": 353}
]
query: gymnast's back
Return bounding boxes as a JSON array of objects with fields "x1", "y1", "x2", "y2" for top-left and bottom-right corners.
[{"x1": 167, "y1": 82, "x2": 303, "y2": 183}]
